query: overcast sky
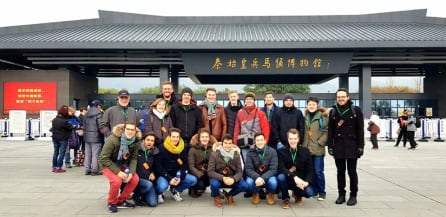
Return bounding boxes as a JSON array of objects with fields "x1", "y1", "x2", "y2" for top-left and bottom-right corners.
[{"x1": 1, "y1": 0, "x2": 439, "y2": 92}]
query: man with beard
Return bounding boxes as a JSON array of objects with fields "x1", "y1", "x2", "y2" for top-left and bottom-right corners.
[
  {"x1": 156, "y1": 81, "x2": 178, "y2": 109},
  {"x1": 271, "y1": 93, "x2": 305, "y2": 149},
  {"x1": 102, "y1": 89, "x2": 140, "y2": 137},
  {"x1": 327, "y1": 88, "x2": 364, "y2": 206}
]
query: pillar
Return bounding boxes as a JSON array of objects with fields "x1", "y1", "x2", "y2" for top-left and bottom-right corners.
[{"x1": 359, "y1": 64, "x2": 372, "y2": 117}]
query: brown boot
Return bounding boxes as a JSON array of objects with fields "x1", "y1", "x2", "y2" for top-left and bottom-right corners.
[
  {"x1": 267, "y1": 193, "x2": 275, "y2": 205},
  {"x1": 226, "y1": 195, "x2": 236, "y2": 206},
  {"x1": 214, "y1": 196, "x2": 222, "y2": 208},
  {"x1": 252, "y1": 193, "x2": 260, "y2": 205},
  {"x1": 294, "y1": 196, "x2": 302, "y2": 205}
]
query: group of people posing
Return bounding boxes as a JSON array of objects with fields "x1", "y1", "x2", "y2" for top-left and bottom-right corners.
[{"x1": 51, "y1": 81, "x2": 368, "y2": 213}]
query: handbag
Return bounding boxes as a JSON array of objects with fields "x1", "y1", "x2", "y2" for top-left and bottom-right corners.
[
  {"x1": 237, "y1": 110, "x2": 257, "y2": 148},
  {"x1": 68, "y1": 130, "x2": 79, "y2": 149}
]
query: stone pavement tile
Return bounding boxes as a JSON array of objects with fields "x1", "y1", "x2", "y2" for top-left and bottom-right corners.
[
  {"x1": 223, "y1": 207, "x2": 295, "y2": 216},
  {"x1": 362, "y1": 208, "x2": 444, "y2": 217},
  {"x1": 151, "y1": 206, "x2": 223, "y2": 216}
]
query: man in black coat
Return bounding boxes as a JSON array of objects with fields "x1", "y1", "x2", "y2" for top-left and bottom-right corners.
[{"x1": 327, "y1": 88, "x2": 364, "y2": 206}]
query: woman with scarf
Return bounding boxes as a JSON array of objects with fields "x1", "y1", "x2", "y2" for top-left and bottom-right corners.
[
  {"x1": 188, "y1": 128, "x2": 217, "y2": 197},
  {"x1": 199, "y1": 87, "x2": 227, "y2": 141},
  {"x1": 98, "y1": 122, "x2": 141, "y2": 213},
  {"x1": 208, "y1": 134, "x2": 248, "y2": 207},
  {"x1": 155, "y1": 128, "x2": 197, "y2": 203},
  {"x1": 145, "y1": 98, "x2": 173, "y2": 146},
  {"x1": 134, "y1": 132, "x2": 159, "y2": 207}
]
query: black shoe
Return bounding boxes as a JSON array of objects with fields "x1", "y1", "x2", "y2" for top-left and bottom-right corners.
[
  {"x1": 335, "y1": 195, "x2": 346, "y2": 204},
  {"x1": 85, "y1": 171, "x2": 91, "y2": 175},
  {"x1": 244, "y1": 191, "x2": 253, "y2": 198},
  {"x1": 259, "y1": 189, "x2": 266, "y2": 200},
  {"x1": 189, "y1": 188, "x2": 200, "y2": 198},
  {"x1": 117, "y1": 200, "x2": 136, "y2": 208},
  {"x1": 393, "y1": 144, "x2": 398, "y2": 147},
  {"x1": 347, "y1": 196, "x2": 357, "y2": 206},
  {"x1": 134, "y1": 198, "x2": 148, "y2": 207},
  {"x1": 91, "y1": 171, "x2": 103, "y2": 176},
  {"x1": 107, "y1": 204, "x2": 118, "y2": 213}
]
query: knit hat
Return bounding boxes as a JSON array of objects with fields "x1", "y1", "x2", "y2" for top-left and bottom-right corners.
[
  {"x1": 181, "y1": 87, "x2": 193, "y2": 97},
  {"x1": 244, "y1": 92, "x2": 256, "y2": 100},
  {"x1": 283, "y1": 93, "x2": 294, "y2": 102}
]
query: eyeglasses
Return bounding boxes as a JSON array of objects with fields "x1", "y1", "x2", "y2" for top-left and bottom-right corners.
[{"x1": 125, "y1": 128, "x2": 136, "y2": 131}]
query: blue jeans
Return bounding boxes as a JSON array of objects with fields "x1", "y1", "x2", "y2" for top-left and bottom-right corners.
[
  {"x1": 52, "y1": 140, "x2": 67, "y2": 168},
  {"x1": 312, "y1": 155, "x2": 326, "y2": 196},
  {"x1": 135, "y1": 179, "x2": 157, "y2": 207},
  {"x1": 156, "y1": 174, "x2": 197, "y2": 194},
  {"x1": 277, "y1": 173, "x2": 314, "y2": 199},
  {"x1": 245, "y1": 176, "x2": 278, "y2": 194},
  {"x1": 209, "y1": 178, "x2": 249, "y2": 197}
]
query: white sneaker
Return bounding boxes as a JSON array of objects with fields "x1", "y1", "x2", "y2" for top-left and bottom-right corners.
[
  {"x1": 171, "y1": 188, "x2": 183, "y2": 202},
  {"x1": 158, "y1": 194, "x2": 164, "y2": 204}
]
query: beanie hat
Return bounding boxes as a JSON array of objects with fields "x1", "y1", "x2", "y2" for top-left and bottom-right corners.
[
  {"x1": 283, "y1": 93, "x2": 294, "y2": 102},
  {"x1": 181, "y1": 87, "x2": 193, "y2": 97},
  {"x1": 244, "y1": 92, "x2": 256, "y2": 100}
]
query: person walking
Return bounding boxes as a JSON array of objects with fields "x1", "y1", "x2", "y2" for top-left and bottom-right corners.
[
  {"x1": 368, "y1": 111, "x2": 380, "y2": 150},
  {"x1": 327, "y1": 88, "x2": 365, "y2": 206}
]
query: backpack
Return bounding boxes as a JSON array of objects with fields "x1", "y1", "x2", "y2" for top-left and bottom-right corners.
[
  {"x1": 415, "y1": 117, "x2": 421, "y2": 128},
  {"x1": 68, "y1": 130, "x2": 79, "y2": 149},
  {"x1": 139, "y1": 109, "x2": 150, "y2": 132}
]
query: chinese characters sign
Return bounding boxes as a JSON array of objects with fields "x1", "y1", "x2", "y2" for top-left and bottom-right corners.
[
  {"x1": 4, "y1": 82, "x2": 57, "y2": 114},
  {"x1": 183, "y1": 52, "x2": 352, "y2": 75}
]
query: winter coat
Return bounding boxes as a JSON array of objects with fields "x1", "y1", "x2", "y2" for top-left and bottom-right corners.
[
  {"x1": 261, "y1": 103, "x2": 279, "y2": 123},
  {"x1": 207, "y1": 143, "x2": 243, "y2": 182},
  {"x1": 233, "y1": 106, "x2": 270, "y2": 146},
  {"x1": 101, "y1": 104, "x2": 140, "y2": 137},
  {"x1": 405, "y1": 116, "x2": 417, "y2": 132},
  {"x1": 245, "y1": 145, "x2": 278, "y2": 181},
  {"x1": 145, "y1": 110, "x2": 173, "y2": 145},
  {"x1": 98, "y1": 124, "x2": 142, "y2": 175},
  {"x1": 271, "y1": 106, "x2": 305, "y2": 147},
  {"x1": 327, "y1": 102, "x2": 365, "y2": 159},
  {"x1": 277, "y1": 146, "x2": 314, "y2": 183},
  {"x1": 136, "y1": 144, "x2": 159, "y2": 181},
  {"x1": 225, "y1": 100, "x2": 243, "y2": 137},
  {"x1": 51, "y1": 115, "x2": 74, "y2": 141},
  {"x1": 187, "y1": 134, "x2": 217, "y2": 179},
  {"x1": 83, "y1": 106, "x2": 103, "y2": 143},
  {"x1": 170, "y1": 100, "x2": 203, "y2": 142},
  {"x1": 199, "y1": 103, "x2": 227, "y2": 141},
  {"x1": 302, "y1": 108, "x2": 329, "y2": 156},
  {"x1": 155, "y1": 93, "x2": 178, "y2": 109},
  {"x1": 155, "y1": 138, "x2": 189, "y2": 181},
  {"x1": 368, "y1": 121, "x2": 380, "y2": 135}
]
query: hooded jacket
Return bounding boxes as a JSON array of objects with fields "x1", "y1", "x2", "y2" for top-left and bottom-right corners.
[
  {"x1": 187, "y1": 133, "x2": 217, "y2": 179},
  {"x1": 83, "y1": 106, "x2": 103, "y2": 143},
  {"x1": 302, "y1": 108, "x2": 329, "y2": 156},
  {"x1": 98, "y1": 124, "x2": 142, "y2": 175},
  {"x1": 207, "y1": 142, "x2": 243, "y2": 182}
]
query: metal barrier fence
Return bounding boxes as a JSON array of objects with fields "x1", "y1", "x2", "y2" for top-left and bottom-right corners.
[{"x1": 1, "y1": 117, "x2": 445, "y2": 142}]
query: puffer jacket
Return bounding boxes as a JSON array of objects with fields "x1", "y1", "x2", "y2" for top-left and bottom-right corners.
[
  {"x1": 98, "y1": 124, "x2": 142, "y2": 174},
  {"x1": 207, "y1": 142, "x2": 243, "y2": 182},
  {"x1": 83, "y1": 106, "x2": 103, "y2": 143},
  {"x1": 199, "y1": 103, "x2": 227, "y2": 141},
  {"x1": 302, "y1": 108, "x2": 329, "y2": 156},
  {"x1": 187, "y1": 134, "x2": 217, "y2": 179}
]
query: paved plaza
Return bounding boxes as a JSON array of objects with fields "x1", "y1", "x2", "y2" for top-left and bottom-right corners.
[{"x1": 0, "y1": 138, "x2": 446, "y2": 217}]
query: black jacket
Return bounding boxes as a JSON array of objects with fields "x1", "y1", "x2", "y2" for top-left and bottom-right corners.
[
  {"x1": 136, "y1": 144, "x2": 159, "y2": 181},
  {"x1": 271, "y1": 106, "x2": 305, "y2": 147},
  {"x1": 277, "y1": 146, "x2": 314, "y2": 183},
  {"x1": 51, "y1": 115, "x2": 73, "y2": 141},
  {"x1": 155, "y1": 142, "x2": 188, "y2": 181},
  {"x1": 170, "y1": 100, "x2": 203, "y2": 142},
  {"x1": 225, "y1": 100, "x2": 243, "y2": 137}
]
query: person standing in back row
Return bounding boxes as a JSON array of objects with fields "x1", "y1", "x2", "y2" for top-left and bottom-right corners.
[
  {"x1": 327, "y1": 88, "x2": 364, "y2": 206},
  {"x1": 405, "y1": 109, "x2": 418, "y2": 150},
  {"x1": 102, "y1": 89, "x2": 140, "y2": 137}
]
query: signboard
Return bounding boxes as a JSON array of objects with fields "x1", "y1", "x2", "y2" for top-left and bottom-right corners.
[
  {"x1": 3, "y1": 82, "x2": 57, "y2": 114},
  {"x1": 6, "y1": 110, "x2": 26, "y2": 140},
  {"x1": 40, "y1": 110, "x2": 57, "y2": 138},
  {"x1": 183, "y1": 52, "x2": 353, "y2": 75}
]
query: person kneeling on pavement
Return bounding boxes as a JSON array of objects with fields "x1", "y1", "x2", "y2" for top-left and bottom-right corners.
[
  {"x1": 277, "y1": 128, "x2": 315, "y2": 209},
  {"x1": 133, "y1": 132, "x2": 159, "y2": 207},
  {"x1": 188, "y1": 128, "x2": 216, "y2": 198},
  {"x1": 207, "y1": 134, "x2": 249, "y2": 207},
  {"x1": 245, "y1": 132, "x2": 279, "y2": 206},
  {"x1": 155, "y1": 128, "x2": 197, "y2": 203},
  {"x1": 98, "y1": 122, "x2": 140, "y2": 213}
]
